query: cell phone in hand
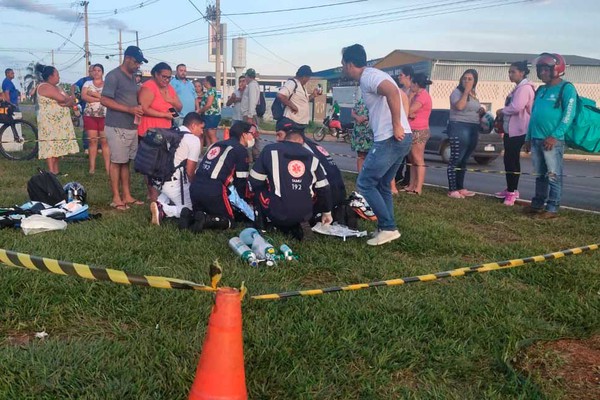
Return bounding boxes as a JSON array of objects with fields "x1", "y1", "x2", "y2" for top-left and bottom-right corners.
[{"x1": 169, "y1": 108, "x2": 179, "y2": 118}]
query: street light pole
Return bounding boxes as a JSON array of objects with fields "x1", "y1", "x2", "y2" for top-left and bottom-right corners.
[
  {"x1": 215, "y1": 0, "x2": 221, "y2": 102},
  {"x1": 46, "y1": 29, "x2": 89, "y2": 69},
  {"x1": 83, "y1": 1, "x2": 90, "y2": 74}
]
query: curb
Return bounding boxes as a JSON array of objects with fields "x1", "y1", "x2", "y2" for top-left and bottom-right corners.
[
  {"x1": 254, "y1": 128, "x2": 600, "y2": 161},
  {"x1": 520, "y1": 151, "x2": 600, "y2": 162}
]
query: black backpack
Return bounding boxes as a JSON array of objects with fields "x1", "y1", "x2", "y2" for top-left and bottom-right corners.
[
  {"x1": 134, "y1": 128, "x2": 186, "y2": 182},
  {"x1": 271, "y1": 79, "x2": 298, "y2": 121},
  {"x1": 256, "y1": 92, "x2": 266, "y2": 118},
  {"x1": 27, "y1": 168, "x2": 67, "y2": 205}
]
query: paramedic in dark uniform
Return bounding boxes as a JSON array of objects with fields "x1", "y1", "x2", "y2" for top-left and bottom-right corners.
[
  {"x1": 303, "y1": 138, "x2": 358, "y2": 229},
  {"x1": 275, "y1": 128, "x2": 355, "y2": 228},
  {"x1": 249, "y1": 130, "x2": 333, "y2": 240},
  {"x1": 186, "y1": 121, "x2": 254, "y2": 232}
]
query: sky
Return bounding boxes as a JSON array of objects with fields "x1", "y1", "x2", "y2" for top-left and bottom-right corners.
[{"x1": 1, "y1": 0, "x2": 600, "y2": 89}]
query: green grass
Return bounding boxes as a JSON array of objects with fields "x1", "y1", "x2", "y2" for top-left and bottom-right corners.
[{"x1": 0, "y1": 155, "x2": 599, "y2": 399}]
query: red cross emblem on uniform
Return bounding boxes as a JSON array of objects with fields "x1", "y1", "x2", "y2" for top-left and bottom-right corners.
[
  {"x1": 288, "y1": 160, "x2": 305, "y2": 178},
  {"x1": 207, "y1": 146, "x2": 221, "y2": 160},
  {"x1": 317, "y1": 145, "x2": 329, "y2": 156}
]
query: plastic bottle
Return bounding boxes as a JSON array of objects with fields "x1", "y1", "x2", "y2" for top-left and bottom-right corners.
[
  {"x1": 279, "y1": 244, "x2": 294, "y2": 261},
  {"x1": 228, "y1": 237, "x2": 258, "y2": 267},
  {"x1": 239, "y1": 227, "x2": 259, "y2": 246}
]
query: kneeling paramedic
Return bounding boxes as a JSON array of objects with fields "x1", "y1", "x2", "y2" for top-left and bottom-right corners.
[
  {"x1": 184, "y1": 121, "x2": 254, "y2": 232},
  {"x1": 249, "y1": 129, "x2": 333, "y2": 240}
]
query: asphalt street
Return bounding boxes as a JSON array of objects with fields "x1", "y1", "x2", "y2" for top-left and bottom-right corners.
[{"x1": 261, "y1": 135, "x2": 600, "y2": 212}]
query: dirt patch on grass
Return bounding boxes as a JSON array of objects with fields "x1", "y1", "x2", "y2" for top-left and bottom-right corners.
[
  {"x1": 462, "y1": 221, "x2": 522, "y2": 244},
  {"x1": 3, "y1": 332, "x2": 32, "y2": 346},
  {"x1": 514, "y1": 336, "x2": 600, "y2": 400}
]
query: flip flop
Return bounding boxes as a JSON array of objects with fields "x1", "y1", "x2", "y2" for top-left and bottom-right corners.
[
  {"x1": 109, "y1": 202, "x2": 129, "y2": 211},
  {"x1": 125, "y1": 200, "x2": 144, "y2": 206}
]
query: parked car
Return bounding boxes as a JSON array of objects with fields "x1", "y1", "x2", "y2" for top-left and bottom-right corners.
[{"x1": 425, "y1": 109, "x2": 503, "y2": 165}]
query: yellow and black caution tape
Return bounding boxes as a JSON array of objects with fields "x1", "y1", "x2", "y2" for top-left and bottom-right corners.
[
  {"x1": 0, "y1": 248, "x2": 216, "y2": 292},
  {"x1": 251, "y1": 244, "x2": 599, "y2": 300}
]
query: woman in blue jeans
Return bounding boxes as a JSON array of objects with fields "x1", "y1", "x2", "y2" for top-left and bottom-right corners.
[{"x1": 447, "y1": 69, "x2": 485, "y2": 198}]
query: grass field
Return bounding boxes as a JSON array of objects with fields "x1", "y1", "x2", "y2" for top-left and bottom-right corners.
[{"x1": 0, "y1": 150, "x2": 599, "y2": 399}]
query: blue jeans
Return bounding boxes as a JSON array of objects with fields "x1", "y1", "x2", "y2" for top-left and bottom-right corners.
[
  {"x1": 447, "y1": 121, "x2": 479, "y2": 191},
  {"x1": 357, "y1": 135, "x2": 412, "y2": 231},
  {"x1": 530, "y1": 138, "x2": 564, "y2": 213}
]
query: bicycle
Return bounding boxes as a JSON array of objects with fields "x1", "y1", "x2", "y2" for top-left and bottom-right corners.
[{"x1": 0, "y1": 102, "x2": 38, "y2": 161}]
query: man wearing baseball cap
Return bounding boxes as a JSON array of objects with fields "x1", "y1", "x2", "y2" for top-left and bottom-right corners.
[
  {"x1": 275, "y1": 65, "x2": 321, "y2": 134},
  {"x1": 100, "y1": 45, "x2": 148, "y2": 210}
]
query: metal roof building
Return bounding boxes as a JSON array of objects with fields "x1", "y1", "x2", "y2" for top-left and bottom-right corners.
[{"x1": 315, "y1": 50, "x2": 600, "y2": 112}]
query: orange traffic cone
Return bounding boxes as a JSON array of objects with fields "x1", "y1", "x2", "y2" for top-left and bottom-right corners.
[
  {"x1": 223, "y1": 127, "x2": 230, "y2": 140},
  {"x1": 189, "y1": 288, "x2": 247, "y2": 400}
]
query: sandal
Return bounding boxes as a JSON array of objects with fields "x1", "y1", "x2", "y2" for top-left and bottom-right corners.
[
  {"x1": 406, "y1": 190, "x2": 421, "y2": 196},
  {"x1": 125, "y1": 199, "x2": 144, "y2": 206},
  {"x1": 109, "y1": 202, "x2": 129, "y2": 211}
]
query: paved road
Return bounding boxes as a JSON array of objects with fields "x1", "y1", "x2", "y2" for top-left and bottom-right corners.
[{"x1": 261, "y1": 135, "x2": 600, "y2": 212}]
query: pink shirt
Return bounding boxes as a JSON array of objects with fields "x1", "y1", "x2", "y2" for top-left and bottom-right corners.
[
  {"x1": 138, "y1": 79, "x2": 176, "y2": 136},
  {"x1": 409, "y1": 89, "x2": 432, "y2": 130}
]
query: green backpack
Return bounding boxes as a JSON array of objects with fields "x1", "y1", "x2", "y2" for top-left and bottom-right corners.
[{"x1": 555, "y1": 82, "x2": 600, "y2": 153}]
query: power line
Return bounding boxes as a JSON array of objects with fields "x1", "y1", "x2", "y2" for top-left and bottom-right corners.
[
  {"x1": 87, "y1": 0, "x2": 161, "y2": 16},
  {"x1": 222, "y1": 0, "x2": 367, "y2": 16},
  {"x1": 230, "y1": 0, "x2": 484, "y2": 38},
  {"x1": 223, "y1": 15, "x2": 297, "y2": 67},
  {"x1": 243, "y1": 0, "x2": 534, "y2": 40},
  {"x1": 91, "y1": 0, "x2": 533, "y2": 63},
  {"x1": 131, "y1": 0, "x2": 497, "y2": 55},
  {"x1": 92, "y1": 17, "x2": 205, "y2": 47}
]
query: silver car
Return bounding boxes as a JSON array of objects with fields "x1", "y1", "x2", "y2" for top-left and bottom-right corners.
[{"x1": 425, "y1": 109, "x2": 503, "y2": 165}]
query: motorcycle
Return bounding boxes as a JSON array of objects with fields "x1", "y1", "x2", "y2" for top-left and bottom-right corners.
[
  {"x1": 70, "y1": 102, "x2": 81, "y2": 128},
  {"x1": 312, "y1": 112, "x2": 353, "y2": 144}
]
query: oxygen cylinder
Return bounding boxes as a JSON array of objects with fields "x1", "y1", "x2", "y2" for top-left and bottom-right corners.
[
  {"x1": 279, "y1": 244, "x2": 294, "y2": 261},
  {"x1": 251, "y1": 235, "x2": 276, "y2": 265},
  {"x1": 228, "y1": 237, "x2": 258, "y2": 267}
]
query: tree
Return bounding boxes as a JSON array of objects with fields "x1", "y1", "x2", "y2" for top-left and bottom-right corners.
[{"x1": 22, "y1": 62, "x2": 39, "y2": 101}]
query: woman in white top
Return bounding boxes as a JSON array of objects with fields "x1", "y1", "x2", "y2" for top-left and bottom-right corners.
[{"x1": 81, "y1": 63, "x2": 109, "y2": 174}]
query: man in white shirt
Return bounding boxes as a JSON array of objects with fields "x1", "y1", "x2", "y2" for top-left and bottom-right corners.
[
  {"x1": 275, "y1": 65, "x2": 320, "y2": 134},
  {"x1": 226, "y1": 75, "x2": 246, "y2": 124},
  {"x1": 341, "y1": 44, "x2": 412, "y2": 246},
  {"x1": 150, "y1": 112, "x2": 204, "y2": 225},
  {"x1": 240, "y1": 68, "x2": 261, "y2": 160}
]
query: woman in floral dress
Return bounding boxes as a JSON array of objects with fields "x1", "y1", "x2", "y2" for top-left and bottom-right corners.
[
  {"x1": 350, "y1": 95, "x2": 374, "y2": 172},
  {"x1": 35, "y1": 64, "x2": 79, "y2": 175},
  {"x1": 197, "y1": 76, "x2": 221, "y2": 146}
]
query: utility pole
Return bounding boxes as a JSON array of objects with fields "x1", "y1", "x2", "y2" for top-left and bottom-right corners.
[
  {"x1": 118, "y1": 30, "x2": 123, "y2": 64},
  {"x1": 215, "y1": 0, "x2": 221, "y2": 103},
  {"x1": 83, "y1": 1, "x2": 90, "y2": 74},
  {"x1": 136, "y1": 31, "x2": 139, "y2": 47},
  {"x1": 51, "y1": 50, "x2": 55, "y2": 66}
]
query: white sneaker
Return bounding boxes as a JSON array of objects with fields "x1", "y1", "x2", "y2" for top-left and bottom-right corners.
[{"x1": 367, "y1": 230, "x2": 401, "y2": 246}]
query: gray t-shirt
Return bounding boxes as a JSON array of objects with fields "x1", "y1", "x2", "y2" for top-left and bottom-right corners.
[
  {"x1": 449, "y1": 88, "x2": 480, "y2": 124},
  {"x1": 103, "y1": 67, "x2": 138, "y2": 129}
]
